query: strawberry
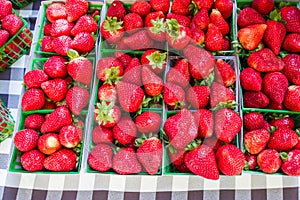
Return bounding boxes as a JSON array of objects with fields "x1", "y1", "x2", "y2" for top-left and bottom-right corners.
[
  {"x1": 210, "y1": 82, "x2": 234, "y2": 108},
  {"x1": 190, "y1": 27, "x2": 205, "y2": 45},
  {"x1": 150, "y1": 0, "x2": 170, "y2": 13},
  {"x1": 279, "y1": 6, "x2": 300, "y2": 34},
  {"x1": 67, "y1": 56, "x2": 93, "y2": 86},
  {"x1": 257, "y1": 149, "x2": 281, "y2": 174},
  {"x1": 101, "y1": 17, "x2": 124, "y2": 43},
  {"x1": 71, "y1": 32, "x2": 95, "y2": 54},
  {"x1": 114, "y1": 52, "x2": 132, "y2": 69},
  {"x1": 142, "y1": 66, "x2": 163, "y2": 97},
  {"x1": 244, "y1": 129, "x2": 270, "y2": 154},
  {"x1": 59, "y1": 125, "x2": 82, "y2": 148},
  {"x1": 202, "y1": 137, "x2": 223, "y2": 152},
  {"x1": 237, "y1": 8, "x2": 265, "y2": 28},
  {"x1": 284, "y1": 86, "x2": 300, "y2": 112},
  {"x1": 135, "y1": 111, "x2": 161, "y2": 134},
  {"x1": 216, "y1": 144, "x2": 245, "y2": 176},
  {"x1": 210, "y1": 9, "x2": 229, "y2": 36},
  {"x1": 131, "y1": 1, "x2": 151, "y2": 18},
  {"x1": 70, "y1": 15, "x2": 98, "y2": 36},
  {"x1": 24, "y1": 70, "x2": 49, "y2": 89},
  {"x1": 183, "y1": 44, "x2": 215, "y2": 80},
  {"x1": 43, "y1": 23, "x2": 52, "y2": 36},
  {"x1": 245, "y1": 154, "x2": 257, "y2": 170},
  {"x1": 184, "y1": 145, "x2": 219, "y2": 180},
  {"x1": 268, "y1": 101, "x2": 284, "y2": 110},
  {"x1": 0, "y1": 30, "x2": 9, "y2": 47},
  {"x1": 116, "y1": 81, "x2": 145, "y2": 113},
  {"x1": 281, "y1": 150, "x2": 300, "y2": 176},
  {"x1": 88, "y1": 144, "x2": 113, "y2": 172},
  {"x1": 243, "y1": 112, "x2": 265, "y2": 131},
  {"x1": 92, "y1": 126, "x2": 113, "y2": 144},
  {"x1": 41, "y1": 79, "x2": 68, "y2": 102},
  {"x1": 123, "y1": 30, "x2": 154, "y2": 50},
  {"x1": 144, "y1": 11, "x2": 166, "y2": 42},
  {"x1": 240, "y1": 68, "x2": 262, "y2": 91},
  {"x1": 94, "y1": 101, "x2": 121, "y2": 128},
  {"x1": 41, "y1": 106, "x2": 72, "y2": 133},
  {"x1": 214, "y1": 0, "x2": 233, "y2": 19},
  {"x1": 66, "y1": 86, "x2": 90, "y2": 115},
  {"x1": 270, "y1": 117, "x2": 294, "y2": 129},
  {"x1": 2, "y1": 14, "x2": 23, "y2": 36},
  {"x1": 123, "y1": 13, "x2": 143, "y2": 34},
  {"x1": 243, "y1": 91, "x2": 270, "y2": 108},
  {"x1": 96, "y1": 57, "x2": 123, "y2": 84},
  {"x1": 214, "y1": 108, "x2": 242, "y2": 143},
  {"x1": 44, "y1": 149, "x2": 77, "y2": 172},
  {"x1": 186, "y1": 86, "x2": 210, "y2": 109},
  {"x1": 65, "y1": 0, "x2": 88, "y2": 22},
  {"x1": 168, "y1": 149, "x2": 190, "y2": 172},
  {"x1": 41, "y1": 36, "x2": 54, "y2": 53},
  {"x1": 163, "y1": 82, "x2": 186, "y2": 109},
  {"x1": 282, "y1": 54, "x2": 300, "y2": 85},
  {"x1": 122, "y1": 58, "x2": 142, "y2": 86},
  {"x1": 167, "y1": 13, "x2": 191, "y2": 27},
  {"x1": 21, "y1": 149, "x2": 45, "y2": 172},
  {"x1": 136, "y1": 137, "x2": 162, "y2": 175},
  {"x1": 247, "y1": 48, "x2": 285, "y2": 72},
  {"x1": 268, "y1": 127, "x2": 298, "y2": 151},
  {"x1": 171, "y1": 0, "x2": 190, "y2": 16},
  {"x1": 191, "y1": 8, "x2": 210, "y2": 31},
  {"x1": 14, "y1": 129, "x2": 39, "y2": 152},
  {"x1": 215, "y1": 59, "x2": 236, "y2": 87},
  {"x1": 46, "y1": 3, "x2": 67, "y2": 23},
  {"x1": 44, "y1": 56, "x2": 68, "y2": 79},
  {"x1": 193, "y1": 109, "x2": 214, "y2": 138},
  {"x1": 50, "y1": 19, "x2": 74, "y2": 37},
  {"x1": 38, "y1": 133, "x2": 61, "y2": 155},
  {"x1": 113, "y1": 148, "x2": 142, "y2": 175},
  {"x1": 113, "y1": 116, "x2": 137, "y2": 145},
  {"x1": 98, "y1": 83, "x2": 117, "y2": 103},
  {"x1": 141, "y1": 49, "x2": 166, "y2": 74},
  {"x1": 24, "y1": 114, "x2": 45, "y2": 130},
  {"x1": 221, "y1": 38, "x2": 230, "y2": 50},
  {"x1": 238, "y1": 24, "x2": 267, "y2": 51},
  {"x1": 106, "y1": 0, "x2": 126, "y2": 20},
  {"x1": 282, "y1": 33, "x2": 300, "y2": 53},
  {"x1": 0, "y1": 0, "x2": 12, "y2": 20},
  {"x1": 252, "y1": 0, "x2": 274, "y2": 15},
  {"x1": 163, "y1": 109, "x2": 198, "y2": 149},
  {"x1": 52, "y1": 35, "x2": 72, "y2": 56},
  {"x1": 263, "y1": 20, "x2": 286, "y2": 55},
  {"x1": 166, "y1": 19, "x2": 191, "y2": 50},
  {"x1": 43, "y1": 102, "x2": 56, "y2": 110},
  {"x1": 22, "y1": 88, "x2": 45, "y2": 111},
  {"x1": 166, "y1": 59, "x2": 190, "y2": 89}
]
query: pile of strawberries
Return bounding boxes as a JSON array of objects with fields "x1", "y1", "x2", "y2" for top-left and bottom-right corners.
[{"x1": 0, "y1": 0, "x2": 32, "y2": 70}]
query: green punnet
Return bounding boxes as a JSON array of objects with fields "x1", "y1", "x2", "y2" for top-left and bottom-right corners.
[{"x1": 0, "y1": 99, "x2": 15, "y2": 143}]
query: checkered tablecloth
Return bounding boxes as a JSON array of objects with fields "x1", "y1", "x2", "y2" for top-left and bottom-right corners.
[{"x1": 0, "y1": 1, "x2": 299, "y2": 199}]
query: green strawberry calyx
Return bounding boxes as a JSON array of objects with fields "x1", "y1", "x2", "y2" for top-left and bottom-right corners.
[
  {"x1": 94, "y1": 101, "x2": 115, "y2": 126},
  {"x1": 210, "y1": 100, "x2": 238, "y2": 111},
  {"x1": 268, "y1": 9, "x2": 286, "y2": 24},
  {"x1": 194, "y1": 72, "x2": 215, "y2": 86},
  {"x1": 146, "y1": 51, "x2": 167, "y2": 71},
  {"x1": 188, "y1": 1, "x2": 199, "y2": 16},
  {"x1": 104, "y1": 66, "x2": 123, "y2": 85},
  {"x1": 104, "y1": 17, "x2": 123, "y2": 34},
  {"x1": 165, "y1": 19, "x2": 180, "y2": 43},
  {"x1": 150, "y1": 17, "x2": 166, "y2": 34},
  {"x1": 135, "y1": 133, "x2": 159, "y2": 147},
  {"x1": 67, "y1": 49, "x2": 80, "y2": 60},
  {"x1": 280, "y1": 152, "x2": 288, "y2": 162},
  {"x1": 185, "y1": 139, "x2": 201, "y2": 151}
]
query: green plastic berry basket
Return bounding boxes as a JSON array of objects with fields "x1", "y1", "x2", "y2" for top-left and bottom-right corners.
[
  {"x1": 34, "y1": 1, "x2": 103, "y2": 56},
  {"x1": 10, "y1": 0, "x2": 36, "y2": 8},
  {"x1": 0, "y1": 98, "x2": 15, "y2": 143},
  {"x1": 0, "y1": 9, "x2": 32, "y2": 72}
]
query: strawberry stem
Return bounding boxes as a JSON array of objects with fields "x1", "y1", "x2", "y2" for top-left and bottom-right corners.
[
  {"x1": 280, "y1": 152, "x2": 288, "y2": 162},
  {"x1": 146, "y1": 51, "x2": 167, "y2": 71},
  {"x1": 94, "y1": 101, "x2": 115, "y2": 125}
]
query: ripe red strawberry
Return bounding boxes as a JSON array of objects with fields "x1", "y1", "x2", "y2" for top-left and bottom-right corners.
[
  {"x1": 141, "y1": 49, "x2": 166, "y2": 74},
  {"x1": 171, "y1": 0, "x2": 190, "y2": 16},
  {"x1": 52, "y1": 35, "x2": 72, "y2": 56},
  {"x1": 14, "y1": 129, "x2": 39, "y2": 152},
  {"x1": 106, "y1": 0, "x2": 126, "y2": 20},
  {"x1": 123, "y1": 13, "x2": 143, "y2": 34},
  {"x1": 135, "y1": 111, "x2": 161, "y2": 134},
  {"x1": 150, "y1": 0, "x2": 170, "y2": 13},
  {"x1": 46, "y1": 3, "x2": 67, "y2": 23},
  {"x1": 247, "y1": 48, "x2": 285, "y2": 72},
  {"x1": 282, "y1": 33, "x2": 300, "y2": 53},
  {"x1": 210, "y1": 9, "x2": 229, "y2": 36},
  {"x1": 193, "y1": 0, "x2": 213, "y2": 10},
  {"x1": 257, "y1": 149, "x2": 281, "y2": 174},
  {"x1": 163, "y1": 109, "x2": 198, "y2": 149},
  {"x1": 136, "y1": 137, "x2": 162, "y2": 175},
  {"x1": 122, "y1": 58, "x2": 142, "y2": 86},
  {"x1": 2, "y1": 14, "x2": 23, "y2": 36},
  {"x1": 166, "y1": 19, "x2": 191, "y2": 50},
  {"x1": 113, "y1": 116, "x2": 137, "y2": 145},
  {"x1": 65, "y1": 0, "x2": 88, "y2": 22},
  {"x1": 96, "y1": 57, "x2": 123, "y2": 84},
  {"x1": 186, "y1": 86, "x2": 210, "y2": 109},
  {"x1": 0, "y1": 0, "x2": 12, "y2": 20},
  {"x1": 101, "y1": 17, "x2": 124, "y2": 43},
  {"x1": 92, "y1": 126, "x2": 113, "y2": 144},
  {"x1": 88, "y1": 143, "x2": 113, "y2": 172},
  {"x1": 24, "y1": 70, "x2": 49, "y2": 89},
  {"x1": 251, "y1": 0, "x2": 274, "y2": 15},
  {"x1": 284, "y1": 85, "x2": 300, "y2": 112},
  {"x1": 163, "y1": 82, "x2": 186, "y2": 109},
  {"x1": 22, "y1": 88, "x2": 45, "y2": 111},
  {"x1": 193, "y1": 109, "x2": 214, "y2": 138},
  {"x1": 144, "y1": 11, "x2": 166, "y2": 42},
  {"x1": 210, "y1": 82, "x2": 234, "y2": 108},
  {"x1": 67, "y1": 56, "x2": 93, "y2": 86},
  {"x1": 270, "y1": 117, "x2": 295, "y2": 129},
  {"x1": 191, "y1": 27, "x2": 205, "y2": 45},
  {"x1": 21, "y1": 150, "x2": 45, "y2": 172},
  {"x1": 44, "y1": 149, "x2": 77, "y2": 172},
  {"x1": 238, "y1": 24, "x2": 267, "y2": 51},
  {"x1": 279, "y1": 6, "x2": 300, "y2": 34},
  {"x1": 245, "y1": 154, "x2": 257, "y2": 170},
  {"x1": 244, "y1": 129, "x2": 270, "y2": 154},
  {"x1": 243, "y1": 112, "x2": 265, "y2": 131},
  {"x1": 116, "y1": 81, "x2": 145, "y2": 112},
  {"x1": 71, "y1": 32, "x2": 95, "y2": 54},
  {"x1": 41, "y1": 106, "x2": 72, "y2": 133},
  {"x1": 222, "y1": 38, "x2": 230, "y2": 50},
  {"x1": 282, "y1": 54, "x2": 300, "y2": 85},
  {"x1": 50, "y1": 19, "x2": 74, "y2": 37},
  {"x1": 131, "y1": 1, "x2": 151, "y2": 18},
  {"x1": 281, "y1": 149, "x2": 300, "y2": 176},
  {"x1": 66, "y1": 86, "x2": 90, "y2": 115},
  {"x1": 243, "y1": 91, "x2": 270, "y2": 108},
  {"x1": 44, "y1": 56, "x2": 67, "y2": 79},
  {"x1": 184, "y1": 145, "x2": 219, "y2": 179},
  {"x1": 59, "y1": 125, "x2": 82, "y2": 148},
  {"x1": 98, "y1": 83, "x2": 117, "y2": 103},
  {"x1": 214, "y1": 108, "x2": 242, "y2": 143},
  {"x1": 142, "y1": 66, "x2": 163, "y2": 97},
  {"x1": 113, "y1": 148, "x2": 142, "y2": 175},
  {"x1": 41, "y1": 36, "x2": 54, "y2": 53},
  {"x1": 168, "y1": 149, "x2": 190, "y2": 172},
  {"x1": 43, "y1": 101, "x2": 56, "y2": 110},
  {"x1": 43, "y1": 23, "x2": 52, "y2": 36},
  {"x1": 191, "y1": 8, "x2": 210, "y2": 31},
  {"x1": 71, "y1": 15, "x2": 98, "y2": 36},
  {"x1": 114, "y1": 52, "x2": 132, "y2": 69},
  {"x1": 268, "y1": 101, "x2": 284, "y2": 110},
  {"x1": 167, "y1": 13, "x2": 191, "y2": 27},
  {"x1": 123, "y1": 30, "x2": 154, "y2": 50},
  {"x1": 202, "y1": 137, "x2": 223, "y2": 152},
  {"x1": 216, "y1": 144, "x2": 245, "y2": 176},
  {"x1": 183, "y1": 44, "x2": 215, "y2": 80},
  {"x1": 38, "y1": 133, "x2": 61, "y2": 155},
  {"x1": 0, "y1": 30, "x2": 9, "y2": 47},
  {"x1": 263, "y1": 20, "x2": 286, "y2": 55},
  {"x1": 24, "y1": 114, "x2": 45, "y2": 130},
  {"x1": 41, "y1": 78, "x2": 68, "y2": 102},
  {"x1": 240, "y1": 68, "x2": 262, "y2": 91},
  {"x1": 215, "y1": 59, "x2": 236, "y2": 87},
  {"x1": 237, "y1": 8, "x2": 265, "y2": 28},
  {"x1": 166, "y1": 59, "x2": 190, "y2": 89},
  {"x1": 268, "y1": 127, "x2": 298, "y2": 151},
  {"x1": 214, "y1": 0, "x2": 233, "y2": 19},
  {"x1": 94, "y1": 101, "x2": 121, "y2": 128}
]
